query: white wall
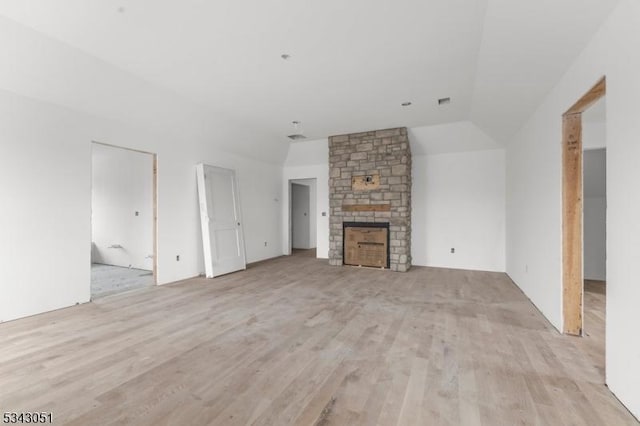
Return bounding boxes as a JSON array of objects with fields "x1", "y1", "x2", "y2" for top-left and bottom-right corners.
[
  {"x1": 283, "y1": 139, "x2": 330, "y2": 258},
  {"x1": 91, "y1": 144, "x2": 154, "y2": 270},
  {"x1": 583, "y1": 149, "x2": 606, "y2": 281},
  {"x1": 410, "y1": 121, "x2": 506, "y2": 272},
  {"x1": 282, "y1": 124, "x2": 506, "y2": 271},
  {"x1": 0, "y1": 19, "x2": 284, "y2": 323},
  {"x1": 412, "y1": 149, "x2": 505, "y2": 272},
  {"x1": 583, "y1": 121, "x2": 607, "y2": 150},
  {"x1": 584, "y1": 197, "x2": 606, "y2": 281},
  {"x1": 505, "y1": 0, "x2": 640, "y2": 416}
]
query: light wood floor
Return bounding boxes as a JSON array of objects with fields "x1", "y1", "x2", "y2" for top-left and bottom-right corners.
[
  {"x1": 291, "y1": 248, "x2": 317, "y2": 258},
  {"x1": 583, "y1": 279, "x2": 606, "y2": 379},
  {"x1": 0, "y1": 257, "x2": 636, "y2": 425}
]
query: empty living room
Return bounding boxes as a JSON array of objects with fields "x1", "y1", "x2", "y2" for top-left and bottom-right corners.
[{"x1": 1, "y1": 1, "x2": 639, "y2": 425}]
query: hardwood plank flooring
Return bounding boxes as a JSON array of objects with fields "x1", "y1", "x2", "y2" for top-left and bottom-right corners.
[
  {"x1": 0, "y1": 257, "x2": 636, "y2": 425},
  {"x1": 583, "y1": 280, "x2": 606, "y2": 379}
]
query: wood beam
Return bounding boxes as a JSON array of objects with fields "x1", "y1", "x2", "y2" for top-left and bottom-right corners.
[
  {"x1": 152, "y1": 154, "x2": 158, "y2": 285},
  {"x1": 342, "y1": 204, "x2": 391, "y2": 212},
  {"x1": 565, "y1": 77, "x2": 606, "y2": 115},
  {"x1": 562, "y1": 113, "x2": 583, "y2": 335}
]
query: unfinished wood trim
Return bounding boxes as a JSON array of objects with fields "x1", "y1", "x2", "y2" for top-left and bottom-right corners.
[
  {"x1": 342, "y1": 204, "x2": 391, "y2": 212},
  {"x1": 92, "y1": 140, "x2": 156, "y2": 156},
  {"x1": 152, "y1": 155, "x2": 158, "y2": 285},
  {"x1": 344, "y1": 226, "x2": 389, "y2": 268},
  {"x1": 562, "y1": 113, "x2": 583, "y2": 335},
  {"x1": 565, "y1": 77, "x2": 606, "y2": 115},
  {"x1": 561, "y1": 77, "x2": 606, "y2": 336},
  {"x1": 351, "y1": 174, "x2": 380, "y2": 191}
]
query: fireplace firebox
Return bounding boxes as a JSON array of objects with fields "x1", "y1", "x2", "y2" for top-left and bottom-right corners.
[{"x1": 343, "y1": 222, "x2": 390, "y2": 269}]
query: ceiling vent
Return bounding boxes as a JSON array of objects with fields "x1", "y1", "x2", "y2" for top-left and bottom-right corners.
[
  {"x1": 438, "y1": 97, "x2": 451, "y2": 105},
  {"x1": 287, "y1": 121, "x2": 306, "y2": 140},
  {"x1": 287, "y1": 134, "x2": 307, "y2": 141}
]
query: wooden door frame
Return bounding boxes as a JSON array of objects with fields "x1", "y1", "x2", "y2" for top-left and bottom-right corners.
[
  {"x1": 90, "y1": 141, "x2": 158, "y2": 286},
  {"x1": 562, "y1": 77, "x2": 606, "y2": 335}
]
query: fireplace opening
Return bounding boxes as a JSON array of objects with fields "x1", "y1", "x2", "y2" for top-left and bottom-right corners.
[{"x1": 343, "y1": 222, "x2": 390, "y2": 269}]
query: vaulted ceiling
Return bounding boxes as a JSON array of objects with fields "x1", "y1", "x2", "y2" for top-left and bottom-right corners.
[{"x1": 0, "y1": 0, "x2": 620, "y2": 145}]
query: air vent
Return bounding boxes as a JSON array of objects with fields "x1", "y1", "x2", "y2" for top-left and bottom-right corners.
[
  {"x1": 438, "y1": 97, "x2": 451, "y2": 105},
  {"x1": 287, "y1": 134, "x2": 307, "y2": 141},
  {"x1": 287, "y1": 121, "x2": 306, "y2": 140}
]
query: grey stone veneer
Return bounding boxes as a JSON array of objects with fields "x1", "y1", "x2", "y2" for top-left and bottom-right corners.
[{"x1": 328, "y1": 127, "x2": 411, "y2": 272}]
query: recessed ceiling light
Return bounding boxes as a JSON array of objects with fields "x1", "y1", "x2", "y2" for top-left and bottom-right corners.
[
  {"x1": 401, "y1": 102, "x2": 412, "y2": 107},
  {"x1": 281, "y1": 54, "x2": 291, "y2": 60},
  {"x1": 438, "y1": 97, "x2": 451, "y2": 105}
]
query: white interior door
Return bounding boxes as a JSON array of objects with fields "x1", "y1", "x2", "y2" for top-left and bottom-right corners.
[{"x1": 196, "y1": 164, "x2": 246, "y2": 278}]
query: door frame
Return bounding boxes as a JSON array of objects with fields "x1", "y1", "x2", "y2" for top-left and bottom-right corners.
[
  {"x1": 562, "y1": 77, "x2": 606, "y2": 335},
  {"x1": 291, "y1": 182, "x2": 311, "y2": 250},
  {"x1": 287, "y1": 178, "x2": 318, "y2": 254},
  {"x1": 90, "y1": 141, "x2": 158, "y2": 286}
]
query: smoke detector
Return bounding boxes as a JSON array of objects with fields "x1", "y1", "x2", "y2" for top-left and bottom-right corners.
[{"x1": 287, "y1": 121, "x2": 307, "y2": 141}]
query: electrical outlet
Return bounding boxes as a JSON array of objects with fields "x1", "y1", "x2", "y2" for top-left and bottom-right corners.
[
  {"x1": 176, "y1": 255, "x2": 180, "y2": 261},
  {"x1": 135, "y1": 211, "x2": 139, "y2": 216},
  {"x1": 450, "y1": 248, "x2": 455, "y2": 254}
]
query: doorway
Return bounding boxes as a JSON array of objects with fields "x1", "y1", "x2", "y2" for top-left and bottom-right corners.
[
  {"x1": 582, "y1": 96, "x2": 607, "y2": 374},
  {"x1": 562, "y1": 77, "x2": 606, "y2": 336},
  {"x1": 91, "y1": 142, "x2": 157, "y2": 299},
  {"x1": 289, "y1": 178, "x2": 317, "y2": 257}
]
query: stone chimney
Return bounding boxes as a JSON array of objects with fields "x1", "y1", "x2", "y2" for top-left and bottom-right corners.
[{"x1": 328, "y1": 127, "x2": 411, "y2": 272}]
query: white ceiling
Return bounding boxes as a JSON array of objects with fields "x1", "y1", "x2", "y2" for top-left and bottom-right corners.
[{"x1": 0, "y1": 0, "x2": 621, "y2": 144}]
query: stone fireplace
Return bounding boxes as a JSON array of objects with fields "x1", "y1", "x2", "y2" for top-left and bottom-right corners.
[{"x1": 328, "y1": 127, "x2": 411, "y2": 272}]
